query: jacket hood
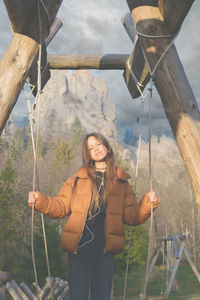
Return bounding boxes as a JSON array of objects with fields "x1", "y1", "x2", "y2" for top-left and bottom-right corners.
[{"x1": 75, "y1": 166, "x2": 131, "y2": 180}]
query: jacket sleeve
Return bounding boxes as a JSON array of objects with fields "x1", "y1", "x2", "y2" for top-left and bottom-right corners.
[
  {"x1": 123, "y1": 182, "x2": 152, "y2": 225},
  {"x1": 32, "y1": 177, "x2": 75, "y2": 218}
]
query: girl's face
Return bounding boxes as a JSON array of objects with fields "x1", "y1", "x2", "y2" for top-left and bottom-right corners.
[{"x1": 87, "y1": 136, "x2": 108, "y2": 162}]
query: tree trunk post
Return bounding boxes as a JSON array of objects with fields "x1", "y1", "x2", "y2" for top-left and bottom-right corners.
[
  {"x1": 0, "y1": 33, "x2": 39, "y2": 136},
  {"x1": 131, "y1": 3, "x2": 200, "y2": 207}
]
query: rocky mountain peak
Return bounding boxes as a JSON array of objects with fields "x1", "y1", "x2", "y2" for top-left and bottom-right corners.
[{"x1": 36, "y1": 69, "x2": 116, "y2": 139}]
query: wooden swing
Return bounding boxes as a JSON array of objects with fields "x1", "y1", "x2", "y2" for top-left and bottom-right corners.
[{"x1": 140, "y1": 232, "x2": 200, "y2": 299}]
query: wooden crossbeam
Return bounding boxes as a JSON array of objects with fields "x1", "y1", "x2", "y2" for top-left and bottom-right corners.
[{"x1": 47, "y1": 54, "x2": 129, "y2": 70}]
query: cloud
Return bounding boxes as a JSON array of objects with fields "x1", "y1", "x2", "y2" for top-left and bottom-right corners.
[{"x1": 0, "y1": 1, "x2": 200, "y2": 140}]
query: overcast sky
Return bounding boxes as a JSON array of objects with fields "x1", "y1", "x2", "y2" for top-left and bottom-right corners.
[{"x1": 0, "y1": 1, "x2": 200, "y2": 140}]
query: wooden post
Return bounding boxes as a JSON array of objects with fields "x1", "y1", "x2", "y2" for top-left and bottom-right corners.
[
  {"x1": 140, "y1": 243, "x2": 162, "y2": 299},
  {"x1": 3, "y1": 0, "x2": 63, "y2": 42},
  {"x1": 0, "y1": 0, "x2": 63, "y2": 136},
  {"x1": 130, "y1": 1, "x2": 200, "y2": 207},
  {"x1": 165, "y1": 237, "x2": 186, "y2": 298},
  {"x1": 0, "y1": 33, "x2": 39, "y2": 136}
]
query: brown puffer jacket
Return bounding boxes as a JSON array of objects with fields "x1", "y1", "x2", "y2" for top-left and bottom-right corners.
[{"x1": 33, "y1": 166, "x2": 153, "y2": 254}]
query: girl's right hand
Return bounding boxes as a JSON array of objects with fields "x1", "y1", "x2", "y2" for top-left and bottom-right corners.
[{"x1": 28, "y1": 191, "x2": 39, "y2": 205}]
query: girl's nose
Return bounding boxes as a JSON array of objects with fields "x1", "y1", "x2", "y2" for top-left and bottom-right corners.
[{"x1": 94, "y1": 147, "x2": 99, "y2": 152}]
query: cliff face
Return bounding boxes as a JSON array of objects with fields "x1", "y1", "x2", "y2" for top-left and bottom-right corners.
[{"x1": 35, "y1": 69, "x2": 116, "y2": 139}]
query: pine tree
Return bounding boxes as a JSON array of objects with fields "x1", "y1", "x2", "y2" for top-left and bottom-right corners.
[
  {"x1": 0, "y1": 159, "x2": 23, "y2": 273},
  {"x1": 70, "y1": 117, "x2": 84, "y2": 149}
]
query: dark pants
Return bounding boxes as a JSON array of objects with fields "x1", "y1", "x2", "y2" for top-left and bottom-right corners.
[{"x1": 68, "y1": 247, "x2": 114, "y2": 300}]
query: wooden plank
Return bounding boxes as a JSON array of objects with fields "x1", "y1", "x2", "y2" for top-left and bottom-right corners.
[
  {"x1": 47, "y1": 54, "x2": 129, "y2": 70},
  {"x1": 6, "y1": 282, "x2": 21, "y2": 300},
  {"x1": 131, "y1": 3, "x2": 200, "y2": 207},
  {"x1": 122, "y1": 13, "x2": 150, "y2": 98},
  {"x1": 158, "y1": 0, "x2": 195, "y2": 34},
  {"x1": 20, "y1": 283, "x2": 36, "y2": 300},
  {"x1": 10, "y1": 281, "x2": 29, "y2": 300}
]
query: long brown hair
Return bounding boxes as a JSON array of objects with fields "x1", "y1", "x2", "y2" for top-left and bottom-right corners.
[{"x1": 82, "y1": 132, "x2": 116, "y2": 215}]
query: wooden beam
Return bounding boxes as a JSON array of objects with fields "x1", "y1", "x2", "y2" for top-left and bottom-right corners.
[
  {"x1": 123, "y1": 1, "x2": 160, "y2": 98},
  {"x1": 121, "y1": 13, "x2": 136, "y2": 43},
  {"x1": 123, "y1": 43, "x2": 150, "y2": 99},
  {"x1": 3, "y1": 0, "x2": 63, "y2": 42},
  {"x1": 124, "y1": 0, "x2": 194, "y2": 98},
  {"x1": 127, "y1": 0, "x2": 158, "y2": 11},
  {"x1": 47, "y1": 54, "x2": 130, "y2": 70},
  {"x1": 0, "y1": 34, "x2": 39, "y2": 136},
  {"x1": 3, "y1": 0, "x2": 35, "y2": 33},
  {"x1": 131, "y1": 3, "x2": 200, "y2": 206},
  {"x1": 122, "y1": 13, "x2": 150, "y2": 98},
  {"x1": 0, "y1": 0, "x2": 63, "y2": 135},
  {"x1": 158, "y1": 0, "x2": 195, "y2": 34},
  {"x1": 45, "y1": 17, "x2": 62, "y2": 47},
  {"x1": 28, "y1": 18, "x2": 62, "y2": 97},
  {"x1": 28, "y1": 44, "x2": 50, "y2": 97}
]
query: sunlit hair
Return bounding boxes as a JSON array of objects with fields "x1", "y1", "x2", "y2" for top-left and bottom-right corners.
[{"x1": 82, "y1": 132, "x2": 116, "y2": 215}]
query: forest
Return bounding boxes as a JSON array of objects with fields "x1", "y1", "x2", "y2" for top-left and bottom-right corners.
[{"x1": 0, "y1": 118, "x2": 200, "y2": 293}]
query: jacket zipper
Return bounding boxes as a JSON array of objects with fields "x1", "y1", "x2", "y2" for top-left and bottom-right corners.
[
  {"x1": 74, "y1": 185, "x2": 93, "y2": 254},
  {"x1": 104, "y1": 196, "x2": 108, "y2": 254}
]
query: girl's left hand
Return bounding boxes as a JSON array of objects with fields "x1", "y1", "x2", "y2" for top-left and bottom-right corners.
[{"x1": 148, "y1": 189, "x2": 160, "y2": 208}]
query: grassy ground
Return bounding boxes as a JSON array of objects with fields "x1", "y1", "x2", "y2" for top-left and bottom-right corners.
[{"x1": 113, "y1": 263, "x2": 200, "y2": 300}]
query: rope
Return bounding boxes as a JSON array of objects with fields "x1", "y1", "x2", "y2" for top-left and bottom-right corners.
[
  {"x1": 136, "y1": 28, "x2": 180, "y2": 300},
  {"x1": 24, "y1": 82, "x2": 52, "y2": 295},
  {"x1": 135, "y1": 28, "x2": 179, "y2": 77},
  {"x1": 123, "y1": 34, "x2": 154, "y2": 300},
  {"x1": 123, "y1": 99, "x2": 145, "y2": 300},
  {"x1": 123, "y1": 23, "x2": 180, "y2": 300},
  {"x1": 27, "y1": 1, "x2": 52, "y2": 296}
]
